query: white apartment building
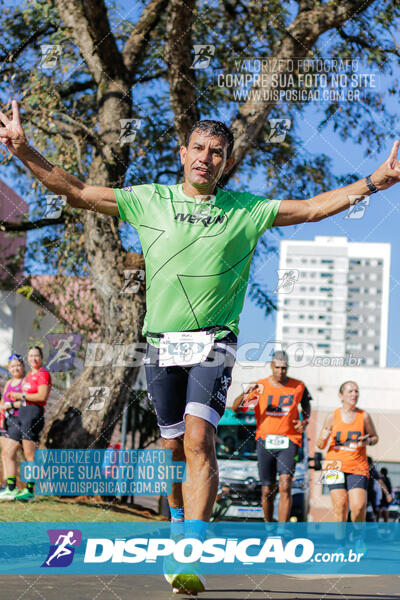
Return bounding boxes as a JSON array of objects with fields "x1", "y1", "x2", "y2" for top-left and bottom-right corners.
[{"x1": 275, "y1": 236, "x2": 390, "y2": 367}]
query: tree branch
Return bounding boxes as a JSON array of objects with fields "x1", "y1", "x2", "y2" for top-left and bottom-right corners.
[
  {"x1": 59, "y1": 79, "x2": 96, "y2": 98},
  {"x1": 55, "y1": 0, "x2": 129, "y2": 85},
  {"x1": 133, "y1": 68, "x2": 167, "y2": 84},
  {"x1": 122, "y1": 0, "x2": 169, "y2": 79},
  {"x1": 224, "y1": 0, "x2": 377, "y2": 183},
  {"x1": 0, "y1": 216, "x2": 65, "y2": 231},
  {"x1": 164, "y1": 0, "x2": 199, "y2": 146},
  {"x1": 337, "y1": 27, "x2": 400, "y2": 58},
  {"x1": 0, "y1": 23, "x2": 58, "y2": 63}
]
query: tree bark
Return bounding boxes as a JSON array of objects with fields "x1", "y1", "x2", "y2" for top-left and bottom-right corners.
[{"x1": 42, "y1": 0, "x2": 165, "y2": 448}]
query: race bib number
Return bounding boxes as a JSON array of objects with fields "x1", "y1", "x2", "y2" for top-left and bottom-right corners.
[
  {"x1": 265, "y1": 435, "x2": 290, "y2": 450},
  {"x1": 323, "y1": 470, "x2": 345, "y2": 485},
  {"x1": 159, "y1": 331, "x2": 215, "y2": 367}
]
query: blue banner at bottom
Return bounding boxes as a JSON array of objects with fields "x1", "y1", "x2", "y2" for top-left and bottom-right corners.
[{"x1": 0, "y1": 522, "x2": 398, "y2": 574}]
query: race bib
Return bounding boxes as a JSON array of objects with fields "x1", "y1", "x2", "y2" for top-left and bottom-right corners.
[
  {"x1": 323, "y1": 470, "x2": 345, "y2": 485},
  {"x1": 159, "y1": 331, "x2": 215, "y2": 367},
  {"x1": 265, "y1": 435, "x2": 290, "y2": 450}
]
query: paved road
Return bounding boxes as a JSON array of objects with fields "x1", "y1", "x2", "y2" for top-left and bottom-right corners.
[{"x1": 1, "y1": 574, "x2": 399, "y2": 599}]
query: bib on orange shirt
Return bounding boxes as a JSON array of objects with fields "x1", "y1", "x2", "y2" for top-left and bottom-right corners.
[
  {"x1": 325, "y1": 408, "x2": 369, "y2": 477},
  {"x1": 242, "y1": 377, "x2": 310, "y2": 446}
]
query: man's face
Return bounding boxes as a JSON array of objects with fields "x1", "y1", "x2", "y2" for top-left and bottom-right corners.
[
  {"x1": 180, "y1": 130, "x2": 235, "y2": 191},
  {"x1": 271, "y1": 359, "x2": 288, "y2": 383}
]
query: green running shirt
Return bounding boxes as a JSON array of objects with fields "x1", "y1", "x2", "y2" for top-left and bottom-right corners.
[{"x1": 114, "y1": 183, "x2": 281, "y2": 341}]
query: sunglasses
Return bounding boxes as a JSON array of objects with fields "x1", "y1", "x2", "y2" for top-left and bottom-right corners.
[{"x1": 8, "y1": 354, "x2": 23, "y2": 362}]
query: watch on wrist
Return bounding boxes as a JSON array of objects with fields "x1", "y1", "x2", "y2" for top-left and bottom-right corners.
[{"x1": 366, "y1": 175, "x2": 379, "y2": 194}]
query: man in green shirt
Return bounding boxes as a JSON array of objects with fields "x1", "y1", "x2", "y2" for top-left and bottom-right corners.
[{"x1": 2, "y1": 100, "x2": 400, "y2": 594}]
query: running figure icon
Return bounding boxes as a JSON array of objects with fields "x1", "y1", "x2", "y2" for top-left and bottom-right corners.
[{"x1": 44, "y1": 530, "x2": 78, "y2": 567}]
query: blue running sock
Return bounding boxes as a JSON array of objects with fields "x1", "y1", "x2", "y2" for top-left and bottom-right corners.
[
  {"x1": 184, "y1": 519, "x2": 208, "y2": 542},
  {"x1": 170, "y1": 506, "x2": 185, "y2": 539}
]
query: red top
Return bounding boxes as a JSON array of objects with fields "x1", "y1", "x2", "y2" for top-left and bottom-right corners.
[{"x1": 22, "y1": 367, "x2": 52, "y2": 408}]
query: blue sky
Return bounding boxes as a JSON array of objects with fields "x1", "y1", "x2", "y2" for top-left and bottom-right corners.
[{"x1": 238, "y1": 101, "x2": 400, "y2": 367}]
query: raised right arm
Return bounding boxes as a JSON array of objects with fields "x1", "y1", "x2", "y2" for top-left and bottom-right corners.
[{"x1": 0, "y1": 100, "x2": 119, "y2": 216}]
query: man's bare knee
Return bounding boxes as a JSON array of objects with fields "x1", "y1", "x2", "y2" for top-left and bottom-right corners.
[
  {"x1": 262, "y1": 485, "x2": 276, "y2": 499},
  {"x1": 184, "y1": 417, "x2": 215, "y2": 458},
  {"x1": 162, "y1": 436, "x2": 185, "y2": 461},
  {"x1": 279, "y1": 476, "x2": 292, "y2": 495}
]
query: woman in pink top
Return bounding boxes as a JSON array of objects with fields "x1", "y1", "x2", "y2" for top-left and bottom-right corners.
[
  {"x1": 0, "y1": 354, "x2": 25, "y2": 498},
  {"x1": 0, "y1": 347, "x2": 51, "y2": 501}
]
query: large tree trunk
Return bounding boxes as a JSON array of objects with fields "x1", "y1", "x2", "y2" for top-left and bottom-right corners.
[{"x1": 42, "y1": 0, "x2": 151, "y2": 448}]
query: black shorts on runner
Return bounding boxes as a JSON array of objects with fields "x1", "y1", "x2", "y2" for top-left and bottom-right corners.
[
  {"x1": 256, "y1": 437, "x2": 299, "y2": 485},
  {"x1": 328, "y1": 472, "x2": 369, "y2": 491},
  {"x1": 144, "y1": 332, "x2": 237, "y2": 438},
  {"x1": 7, "y1": 405, "x2": 45, "y2": 443}
]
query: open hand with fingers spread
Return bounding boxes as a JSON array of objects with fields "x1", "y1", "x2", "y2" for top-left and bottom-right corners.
[
  {"x1": 0, "y1": 99, "x2": 28, "y2": 156},
  {"x1": 370, "y1": 140, "x2": 400, "y2": 190}
]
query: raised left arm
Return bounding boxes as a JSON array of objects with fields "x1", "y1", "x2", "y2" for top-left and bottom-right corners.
[{"x1": 273, "y1": 140, "x2": 400, "y2": 227}]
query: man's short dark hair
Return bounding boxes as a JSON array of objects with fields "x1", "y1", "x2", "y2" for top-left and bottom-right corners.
[
  {"x1": 271, "y1": 350, "x2": 289, "y2": 364},
  {"x1": 186, "y1": 120, "x2": 234, "y2": 158}
]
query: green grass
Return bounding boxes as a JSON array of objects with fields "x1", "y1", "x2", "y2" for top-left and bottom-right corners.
[{"x1": 0, "y1": 496, "x2": 167, "y2": 522}]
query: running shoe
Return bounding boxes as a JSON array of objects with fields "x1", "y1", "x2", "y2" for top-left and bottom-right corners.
[
  {"x1": 354, "y1": 536, "x2": 367, "y2": 556},
  {"x1": 0, "y1": 486, "x2": 19, "y2": 500},
  {"x1": 14, "y1": 487, "x2": 35, "y2": 501},
  {"x1": 171, "y1": 572, "x2": 206, "y2": 595}
]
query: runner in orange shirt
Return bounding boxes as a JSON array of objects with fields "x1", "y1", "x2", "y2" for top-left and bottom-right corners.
[
  {"x1": 316, "y1": 380, "x2": 378, "y2": 522},
  {"x1": 232, "y1": 351, "x2": 311, "y2": 522}
]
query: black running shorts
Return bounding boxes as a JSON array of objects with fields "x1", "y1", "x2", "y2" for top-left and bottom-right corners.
[
  {"x1": 7, "y1": 404, "x2": 45, "y2": 443},
  {"x1": 144, "y1": 332, "x2": 237, "y2": 438},
  {"x1": 256, "y1": 437, "x2": 299, "y2": 485}
]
